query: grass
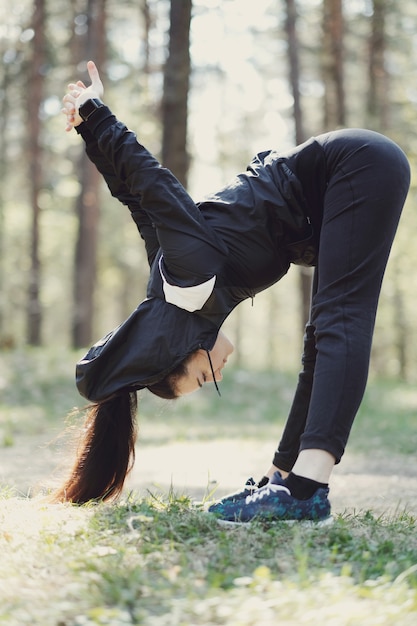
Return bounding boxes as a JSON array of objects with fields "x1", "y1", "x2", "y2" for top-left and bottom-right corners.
[
  {"x1": 0, "y1": 347, "x2": 417, "y2": 624},
  {"x1": 0, "y1": 493, "x2": 416, "y2": 625},
  {"x1": 351, "y1": 378, "x2": 417, "y2": 456}
]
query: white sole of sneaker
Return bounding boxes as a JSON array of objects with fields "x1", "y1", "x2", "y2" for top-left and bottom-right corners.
[{"x1": 216, "y1": 515, "x2": 334, "y2": 528}]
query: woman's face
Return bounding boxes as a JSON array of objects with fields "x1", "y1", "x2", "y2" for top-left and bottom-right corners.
[{"x1": 176, "y1": 331, "x2": 234, "y2": 396}]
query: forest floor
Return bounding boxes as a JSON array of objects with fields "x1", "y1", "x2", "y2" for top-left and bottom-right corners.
[
  {"x1": 2, "y1": 439, "x2": 417, "y2": 626},
  {"x1": 1, "y1": 429, "x2": 416, "y2": 517},
  {"x1": 1, "y1": 370, "x2": 416, "y2": 626}
]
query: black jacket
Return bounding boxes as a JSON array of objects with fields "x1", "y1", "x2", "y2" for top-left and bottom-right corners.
[{"x1": 75, "y1": 105, "x2": 326, "y2": 401}]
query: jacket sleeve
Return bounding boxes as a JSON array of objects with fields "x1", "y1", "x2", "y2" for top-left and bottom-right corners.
[
  {"x1": 76, "y1": 123, "x2": 160, "y2": 268},
  {"x1": 81, "y1": 105, "x2": 228, "y2": 287}
]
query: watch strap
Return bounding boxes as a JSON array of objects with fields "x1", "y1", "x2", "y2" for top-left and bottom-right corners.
[{"x1": 79, "y1": 98, "x2": 104, "y2": 122}]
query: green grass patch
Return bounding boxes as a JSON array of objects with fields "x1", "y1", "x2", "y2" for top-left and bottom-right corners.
[
  {"x1": 0, "y1": 347, "x2": 80, "y2": 443},
  {"x1": 1, "y1": 493, "x2": 416, "y2": 625},
  {"x1": 351, "y1": 378, "x2": 417, "y2": 455}
]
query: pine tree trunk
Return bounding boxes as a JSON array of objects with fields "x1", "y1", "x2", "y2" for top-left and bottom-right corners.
[
  {"x1": 285, "y1": 0, "x2": 305, "y2": 144},
  {"x1": 161, "y1": 0, "x2": 192, "y2": 187},
  {"x1": 367, "y1": 0, "x2": 389, "y2": 130},
  {"x1": 27, "y1": 0, "x2": 46, "y2": 346},
  {"x1": 285, "y1": 0, "x2": 313, "y2": 335},
  {"x1": 72, "y1": 0, "x2": 107, "y2": 348},
  {"x1": 0, "y1": 38, "x2": 11, "y2": 341},
  {"x1": 322, "y1": 0, "x2": 345, "y2": 128}
]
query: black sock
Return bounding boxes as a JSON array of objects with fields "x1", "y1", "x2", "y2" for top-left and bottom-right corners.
[{"x1": 284, "y1": 472, "x2": 328, "y2": 501}]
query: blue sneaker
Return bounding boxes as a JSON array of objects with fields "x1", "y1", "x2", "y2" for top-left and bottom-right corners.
[
  {"x1": 207, "y1": 474, "x2": 273, "y2": 509},
  {"x1": 208, "y1": 473, "x2": 332, "y2": 527}
]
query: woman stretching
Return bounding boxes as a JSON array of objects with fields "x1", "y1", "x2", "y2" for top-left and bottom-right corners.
[{"x1": 56, "y1": 61, "x2": 410, "y2": 526}]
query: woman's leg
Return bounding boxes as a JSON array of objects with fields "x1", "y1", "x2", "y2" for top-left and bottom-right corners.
[
  {"x1": 269, "y1": 271, "x2": 318, "y2": 474},
  {"x1": 297, "y1": 129, "x2": 410, "y2": 468},
  {"x1": 272, "y1": 129, "x2": 410, "y2": 481}
]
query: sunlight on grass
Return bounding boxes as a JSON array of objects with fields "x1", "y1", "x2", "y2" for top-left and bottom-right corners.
[{"x1": 0, "y1": 494, "x2": 416, "y2": 625}]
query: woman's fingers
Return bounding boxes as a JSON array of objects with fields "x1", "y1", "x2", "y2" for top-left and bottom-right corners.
[
  {"x1": 62, "y1": 61, "x2": 103, "y2": 131},
  {"x1": 86, "y1": 60, "x2": 104, "y2": 96},
  {"x1": 62, "y1": 94, "x2": 76, "y2": 109}
]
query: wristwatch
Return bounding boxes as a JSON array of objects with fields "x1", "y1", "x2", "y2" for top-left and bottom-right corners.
[{"x1": 79, "y1": 98, "x2": 104, "y2": 122}]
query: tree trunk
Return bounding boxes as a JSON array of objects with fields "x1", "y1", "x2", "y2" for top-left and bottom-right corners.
[
  {"x1": 367, "y1": 0, "x2": 389, "y2": 130},
  {"x1": 322, "y1": 0, "x2": 345, "y2": 128},
  {"x1": 140, "y1": 0, "x2": 152, "y2": 77},
  {"x1": 285, "y1": 0, "x2": 305, "y2": 145},
  {"x1": 71, "y1": 0, "x2": 107, "y2": 348},
  {"x1": 73, "y1": 157, "x2": 101, "y2": 347},
  {"x1": 161, "y1": 0, "x2": 192, "y2": 186},
  {"x1": 0, "y1": 40, "x2": 11, "y2": 341},
  {"x1": 285, "y1": 0, "x2": 313, "y2": 335},
  {"x1": 27, "y1": 0, "x2": 46, "y2": 346}
]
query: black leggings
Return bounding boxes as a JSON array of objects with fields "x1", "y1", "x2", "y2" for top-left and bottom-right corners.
[{"x1": 274, "y1": 129, "x2": 410, "y2": 470}]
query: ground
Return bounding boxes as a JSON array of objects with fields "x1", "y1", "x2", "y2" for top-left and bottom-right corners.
[{"x1": 1, "y1": 430, "x2": 416, "y2": 516}]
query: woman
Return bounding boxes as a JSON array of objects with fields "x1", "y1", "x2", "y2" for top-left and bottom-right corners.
[{"x1": 57, "y1": 61, "x2": 410, "y2": 525}]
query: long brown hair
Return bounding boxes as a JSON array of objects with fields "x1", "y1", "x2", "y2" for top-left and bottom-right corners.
[
  {"x1": 52, "y1": 354, "x2": 194, "y2": 504},
  {"x1": 52, "y1": 391, "x2": 138, "y2": 504}
]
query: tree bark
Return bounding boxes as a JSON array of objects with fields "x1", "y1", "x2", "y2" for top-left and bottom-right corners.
[
  {"x1": 71, "y1": 0, "x2": 107, "y2": 348},
  {"x1": 285, "y1": 0, "x2": 313, "y2": 334},
  {"x1": 321, "y1": 0, "x2": 345, "y2": 128},
  {"x1": 0, "y1": 38, "x2": 11, "y2": 341},
  {"x1": 285, "y1": 0, "x2": 305, "y2": 145},
  {"x1": 27, "y1": 0, "x2": 46, "y2": 345},
  {"x1": 367, "y1": 0, "x2": 389, "y2": 130},
  {"x1": 161, "y1": 0, "x2": 192, "y2": 186},
  {"x1": 140, "y1": 0, "x2": 152, "y2": 77}
]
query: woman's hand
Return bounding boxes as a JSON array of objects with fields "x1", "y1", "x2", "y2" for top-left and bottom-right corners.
[{"x1": 62, "y1": 60, "x2": 104, "y2": 132}]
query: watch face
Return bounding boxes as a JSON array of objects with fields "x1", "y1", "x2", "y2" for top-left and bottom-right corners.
[{"x1": 80, "y1": 99, "x2": 102, "y2": 121}]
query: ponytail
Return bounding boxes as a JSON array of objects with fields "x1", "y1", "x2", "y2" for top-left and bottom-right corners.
[
  {"x1": 53, "y1": 391, "x2": 138, "y2": 504},
  {"x1": 52, "y1": 351, "x2": 196, "y2": 503}
]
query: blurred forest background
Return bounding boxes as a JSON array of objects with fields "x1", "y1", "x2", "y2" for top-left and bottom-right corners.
[{"x1": 1, "y1": 0, "x2": 417, "y2": 379}]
